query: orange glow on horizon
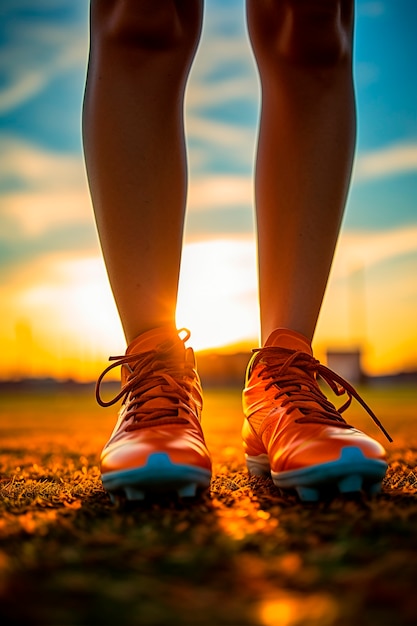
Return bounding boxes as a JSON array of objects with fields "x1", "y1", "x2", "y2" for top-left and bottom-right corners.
[{"x1": 0, "y1": 237, "x2": 416, "y2": 382}]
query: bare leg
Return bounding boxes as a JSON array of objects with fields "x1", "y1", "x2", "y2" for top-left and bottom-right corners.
[
  {"x1": 246, "y1": 0, "x2": 356, "y2": 344},
  {"x1": 83, "y1": 1, "x2": 203, "y2": 344}
]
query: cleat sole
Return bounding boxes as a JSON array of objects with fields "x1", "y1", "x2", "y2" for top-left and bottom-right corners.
[
  {"x1": 177, "y1": 483, "x2": 198, "y2": 498},
  {"x1": 102, "y1": 452, "x2": 211, "y2": 501},
  {"x1": 338, "y1": 474, "x2": 363, "y2": 494},
  {"x1": 271, "y1": 446, "x2": 387, "y2": 502},
  {"x1": 296, "y1": 486, "x2": 320, "y2": 502},
  {"x1": 368, "y1": 482, "x2": 382, "y2": 496},
  {"x1": 124, "y1": 487, "x2": 146, "y2": 501}
]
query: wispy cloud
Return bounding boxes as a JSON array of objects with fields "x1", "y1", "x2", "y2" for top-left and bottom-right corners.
[
  {"x1": 186, "y1": 114, "x2": 256, "y2": 173},
  {"x1": 186, "y1": 1, "x2": 258, "y2": 175},
  {"x1": 333, "y1": 225, "x2": 417, "y2": 279},
  {"x1": 187, "y1": 72, "x2": 258, "y2": 112},
  {"x1": 188, "y1": 175, "x2": 253, "y2": 211},
  {"x1": 353, "y1": 142, "x2": 417, "y2": 181},
  {"x1": 0, "y1": 70, "x2": 47, "y2": 114},
  {"x1": 0, "y1": 7, "x2": 88, "y2": 114},
  {"x1": 0, "y1": 136, "x2": 91, "y2": 239},
  {"x1": 0, "y1": 136, "x2": 86, "y2": 192}
]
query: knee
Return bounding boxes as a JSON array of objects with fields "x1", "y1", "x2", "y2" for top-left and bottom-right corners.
[
  {"x1": 91, "y1": 0, "x2": 202, "y2": 55},
  {"x1": 283, "y1": 0, "x2": 353, "y2": 65},
  {"x1": 249, "y1": 0, "x2": 354, "y2": 67}
]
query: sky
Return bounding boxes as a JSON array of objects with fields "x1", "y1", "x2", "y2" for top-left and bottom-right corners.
[{"x1": 0, "y1": 0, "x2": 416, "y2": 380}]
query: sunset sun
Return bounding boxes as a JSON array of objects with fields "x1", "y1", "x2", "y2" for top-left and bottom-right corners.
[{"x1": 176, "y1": 238, "x2": 259, "y2": 352}]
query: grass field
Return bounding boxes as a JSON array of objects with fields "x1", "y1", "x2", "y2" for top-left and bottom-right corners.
[{"x1": 1, "y1": 384, "x2": 416, "y2": 626}]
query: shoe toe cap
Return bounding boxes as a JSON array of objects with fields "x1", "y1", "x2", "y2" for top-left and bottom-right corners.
[
  {"x1": 270, "y1": 426, "x2": 386, "y2": 473},
  {"x1": 101, "y1": 428, "x2": 211, "y2": 475}
]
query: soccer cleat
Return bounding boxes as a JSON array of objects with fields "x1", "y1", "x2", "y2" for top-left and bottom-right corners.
[
  {"x1": 242, "y1": 328, "x2": 392, "y2": 502},
  {"x1": 96, "y1": 327, "x2": 212, "y2": 500}
]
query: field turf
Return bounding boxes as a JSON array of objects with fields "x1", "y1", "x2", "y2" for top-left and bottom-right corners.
[{"x1": 0, "y1": 384, "x2": 416, "y2": 626}]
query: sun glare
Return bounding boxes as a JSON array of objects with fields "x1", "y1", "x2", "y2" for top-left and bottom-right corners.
[
  {"x1": 176, "y1": 238, "x2": 259, "y2": 351},
  {"x1": 56, "y1": 238, "x2": 261, "y2": 358},
  {"x1": 0, "y1": 239, "x2": 260, "y2": 380},
  {"x1": 1, "y1": 233, "x2": 416, "y2": 380}
]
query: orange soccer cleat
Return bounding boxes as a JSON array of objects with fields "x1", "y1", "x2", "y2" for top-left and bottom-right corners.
[
  {"x1": 242, "y1": 328, "x2": 392, "y2": 502},
  {"x1": 96, "y1": 327, "x2": 212, "y2": 501}
]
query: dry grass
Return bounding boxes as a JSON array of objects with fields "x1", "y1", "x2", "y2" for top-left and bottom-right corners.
[{"x1": 0, "y1": 385, "x2": 416, "y2": 626}]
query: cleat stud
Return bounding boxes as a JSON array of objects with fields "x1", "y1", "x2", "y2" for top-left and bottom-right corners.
[
  {"x1": 296, "y1": 486, "x2": 320, "y2": 502},
  {"x1": 339, "y1": 446, "x2": 366, "y2": 461},
  {"x1": 368, "y1": 482, "x2": 382, "y2": 496},
  {"x1": 338, "y1": 474, "x2": 362, "y2": 494},
  {"x1": 147, "y1": 452, "x2": 171, "y2": 468},
  {"x1": 125, "y1": 487, "x2": 145, "y2": 501},
  {"x1": 109, "y1": 493, "x2": 125, "y2": 507},
  {"x1": 178, "y1": 483, "x2": 197, "y2": 498}
]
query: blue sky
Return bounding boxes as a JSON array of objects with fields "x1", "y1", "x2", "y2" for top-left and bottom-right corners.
[
  {"x1": 0, "y1": 0, "x2": 416, "y2": 377},
  {"x1": 1, "y1": 0, "x2": 415, "y2": 248},
  {"x1": 186, "y1": 0, "x2": 417, "y2": 233}
]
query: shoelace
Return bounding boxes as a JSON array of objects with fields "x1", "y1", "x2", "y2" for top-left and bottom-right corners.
[
  {"x1": 253, "y1": 347, "x2": 393, "y2": 442},
  {"x1": 96, "y1": 335, "x2": 200, "y2": 430}
]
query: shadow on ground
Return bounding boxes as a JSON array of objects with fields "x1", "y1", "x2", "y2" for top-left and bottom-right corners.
[{"x1": 0, "y1": 386, "x2": 416, "y2": 625}]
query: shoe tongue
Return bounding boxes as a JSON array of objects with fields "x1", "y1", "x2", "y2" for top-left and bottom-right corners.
[
  {"x1": 127, "y1": 326, "x2": 181, "y2": 355},
  {"x1": 265, "y1": 328, "x2": 313, "y2": 355}
]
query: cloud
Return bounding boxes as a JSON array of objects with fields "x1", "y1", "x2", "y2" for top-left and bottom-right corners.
[
  {"x1": 0, "y1": 5, "x2": 88, "y2": 114},
  {"x1": 185, "y1": 1, "x2": 259, "y2": 175},
  {"x1": 0, "y1": 136, "x2": 95, "y2": 273},
  {"x1": 0, "y1": 135, "x2": 92, "y2": 242},
  {"x1": 186, "y1": 115, "x2": 257, "y2": 173},
  {"x1": 353, "y1": 143, "x2": 417, "y2": 181},
  {"x1": 187, "y1": 72, "x2": 258, "y2": 112},
  {"x1": 333, "y1": 225, "x2": 417, "y2": 279},
  {"x1": 0, "y1": 69, "x2": 47, "y2": 114},
  {"x1": 185, "y1": 174, "x2": 255, "y2": 236},
  {"x1": 187, "y1": 10, "x2": 259, "y2": 116},
  {"x1": 0, "y1": 136, "x2": 87, "y2": 192},
  {"x1": 0, "y1": 216, "x2": 98, "y2": 280},
  {"x1": 188, "y1": 175, "x2": 253, "y2": 211}
]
